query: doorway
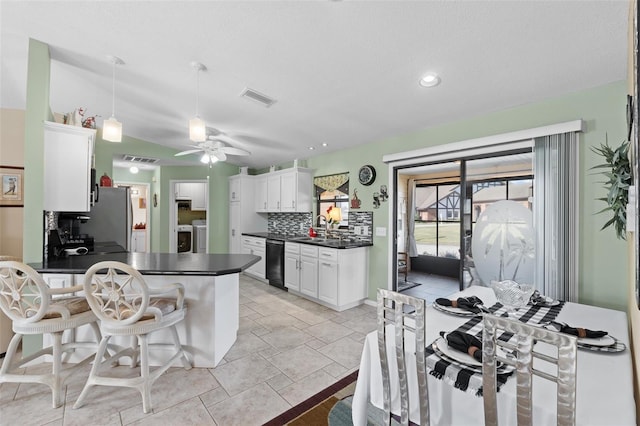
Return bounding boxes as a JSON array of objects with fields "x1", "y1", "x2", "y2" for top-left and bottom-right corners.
[
  {"x1": 394, "y1": 151, "x2": 534, "y2": 296},
  {"x1": 169, "y1": 179, "x2": 209, "y2": 253},
  {"x1": 114, "y1": 181, "x2": 150, "y2": 253}
]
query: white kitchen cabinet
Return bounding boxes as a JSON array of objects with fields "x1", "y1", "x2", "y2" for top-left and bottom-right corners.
[
  {"x1": 43, "y1": 121, "x2": 96, "y2": 212},
  {"x1": 131, "y1": 230, "x2": 146, "y2": 252},
  {"x1": 229, "y1": 176, "x2": 241, "y2": 202},
  {"x1": 299, "y1": 245, "x2": 319, "y2": 298},
  {"x1": 242, "y1": 236, "x2": 265, "y2": 279},
  {"x1": 255, "y1": 176, "x2": 268, "y2": 213},
  {"x1": 287, "y1": 245, "x2": 369, "y2": 311},
  {"x1": 284, "y1": 242, "x2": 301, "y2": 291},
  {"x1": 318, "y1": 248, "x2": 339, "y2": 305},
  {"x1": 190, "y1": 183, "x2": 207, "y2": 210},
  {"x1": 175, "y1": 182, "x2": 191, "y2": 199},
  {"x1": 258, "y1": 168, "x2": 313, "y2": 213},
  {"x1": 175, "y1": 182, "x2": 207, "y2": 210},
  {"x1": 229, "y1": 203, "x2": 241, "y2": 253},
  {"x1": 228, "y1": 174, "x2": 267, "y2": 255},
  {"x1": 267, "y1": 174, "x2": 281, "y2": 211}
]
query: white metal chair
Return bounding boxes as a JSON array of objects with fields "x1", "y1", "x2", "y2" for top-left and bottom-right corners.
[
  {"x1": 73, "y1": 261, "x2": 192, "y2": 413},
  {"x1": 0, "y1": 260, "x2": 101, "y2": 408},
  {"x1": 482, "y1": 314, "x2": 578, "y2": 426},
  {"x1": 377, "y1": 288, "x2": 429, "y2": 426}
]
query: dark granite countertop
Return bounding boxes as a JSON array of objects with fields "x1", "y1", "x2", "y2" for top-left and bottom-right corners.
[
  {"x1": 242, "y1": 232, "x2": 373, "y2": 249},
  {"x1": 31, "y1": 253, "x2": 260, "y2": 276}
]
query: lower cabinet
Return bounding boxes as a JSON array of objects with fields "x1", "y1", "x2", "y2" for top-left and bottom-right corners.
[
  {"x1": 285, "y1": 243, "x2": 369, "y2": 311},
  {"x1": 131, "y1": 230, "x2": 146, "y2": 253},
  {"x1": 242, "y1": 236, "x2": 266, "y2": 280},
  {"x1": 284, "y1": 243, "x2": 301, "y2": 291},
  {"x1": 299, "y1": 255, "x2": 319, "y2": 298},
  {"x1": 318, "y1": 260, "x2": 338, "y2": 306}
]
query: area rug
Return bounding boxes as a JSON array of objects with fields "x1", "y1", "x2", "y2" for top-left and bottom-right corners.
[
  {"x1": 397, "y1": 280, "x2": 420, "y2": 292},
  {"x1": 263, "y1": 370, "x2": 399, "y2": 426}
]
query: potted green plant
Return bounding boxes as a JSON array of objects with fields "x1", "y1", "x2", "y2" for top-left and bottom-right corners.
[{"x1": 591, "y1": 137, "x2": 632, "y2": 240}]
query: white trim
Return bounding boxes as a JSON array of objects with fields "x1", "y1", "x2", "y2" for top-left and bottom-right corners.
[
  {"x1": 170, "y1": 179, "x2": 209, "y2": 253},
  {"x1": 382, "y1": 120, "x2": 584, "y2": 164}
]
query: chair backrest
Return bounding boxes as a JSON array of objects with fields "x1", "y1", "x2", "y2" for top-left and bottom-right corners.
[
  {"x1": 83, "y1": 261, "x2": 151, "y2": 325},
  {"x1": 482, "y1": 314, "x2": 577, "y2": 426},
  {"x1": 377, "y1": 289, "x2": 429, "y2": 426},
  {"x1": 0, "y1": 261, "x2": 51, "y2": 323}
]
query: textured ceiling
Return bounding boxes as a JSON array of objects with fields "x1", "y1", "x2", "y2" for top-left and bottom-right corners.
[{"x1": 0, "y1": 1, "x2": 629, "y2": 169}]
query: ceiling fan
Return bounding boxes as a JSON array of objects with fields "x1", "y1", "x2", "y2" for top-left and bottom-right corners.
[{"x1": 174, "y1": 136, "x2": 250, "y2": 163}]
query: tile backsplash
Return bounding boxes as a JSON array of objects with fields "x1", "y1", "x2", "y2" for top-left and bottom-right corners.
[{"x1": 268, "y1": 211, "x2": 373, "y2": 243}]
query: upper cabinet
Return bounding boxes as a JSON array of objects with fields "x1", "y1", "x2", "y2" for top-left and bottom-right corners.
[
  {"x1": 175, "y1": 182, "x2": 207, "y2": 210},
  {"x1": 43, "y1": 121, "x2": 96, "y2": 212},
  {"x1": 255, "y1": 176, "x2": 268, "y2": 213},
  {"x1": 256, "y1": 168, "x2": 313, "y2": 213},
  {"x1": 228, "y1": 174, "x2": 267, "y2": 253}
]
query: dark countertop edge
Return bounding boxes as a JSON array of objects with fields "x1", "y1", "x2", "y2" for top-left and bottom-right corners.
[
  {"x1": 241, "y1": 232, "x2": 373, "y2": 249},
  {"x1": 30, "y1": 253, "x2": 260, "y2": 276},
  {"x1": 33, "y1": 268, "x2": 250, "y2": 276}
]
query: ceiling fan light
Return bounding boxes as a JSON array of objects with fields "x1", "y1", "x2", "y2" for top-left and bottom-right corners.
[
  {"x1": 190, "y1": 117, "x2": 206, "y2": 142},
  {"x1": 200, "y1": 153, "x2": 210, "y2": 163},
  {"x1": 103, "y1": 117, "x2": 122, "y2": 142}
]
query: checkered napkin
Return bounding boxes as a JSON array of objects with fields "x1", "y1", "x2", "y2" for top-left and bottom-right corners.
[{"x1": 425, "y1": 300, "x2": 565, "y2": 396}]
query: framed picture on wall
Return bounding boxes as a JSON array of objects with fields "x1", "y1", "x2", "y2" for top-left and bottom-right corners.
[{"x1": 0, "y1": 166, "x2": 24, "y2": 207}]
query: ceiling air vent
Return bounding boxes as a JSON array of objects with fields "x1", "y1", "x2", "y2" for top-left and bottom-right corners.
[
  {"x1": 240, "y1": 88, "x2": 277, "y2": 108},
  {"x1": 122, "y1": 155, "x2": 159, "y2": 164}
]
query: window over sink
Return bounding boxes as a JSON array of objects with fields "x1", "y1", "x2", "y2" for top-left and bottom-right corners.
[{"x1": 314, "y1": 172, "x2": 349, "y2": 228}]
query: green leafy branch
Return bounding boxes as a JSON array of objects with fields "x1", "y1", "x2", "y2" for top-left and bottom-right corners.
[{"x1": 591, "y1": 137, "x2": 631, "y2": 240}]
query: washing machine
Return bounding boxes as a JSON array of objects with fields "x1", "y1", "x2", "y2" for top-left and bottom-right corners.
[
  {"x1": 177, "y1": 224, "x2": 193, "y2": 253},
  {"x1": 192, "y1": 219, "x2": 207, "y2": 253}
]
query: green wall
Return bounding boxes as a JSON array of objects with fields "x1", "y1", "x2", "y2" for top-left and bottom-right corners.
[
  {"x1": 96, "y1": 139, "x2": 239, "y2": 253},
  {"x1": 23, "y1": 39, "x2": 51, "y2": 264},
  {"x1": 305, "y1": 81, "x2": 629, "y2": 311}
]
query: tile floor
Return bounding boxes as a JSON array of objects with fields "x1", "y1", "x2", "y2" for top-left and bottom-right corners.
[
  {"x1": 0, "y1": 274, "x2": 379, "y2": 426},
  {"x1": 398, "y1": 271, "x2": 460, "y2": 304}
]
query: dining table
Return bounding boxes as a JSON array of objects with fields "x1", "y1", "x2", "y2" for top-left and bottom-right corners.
[{"x1": 352, "y1": 285, "x2": 636, "y2": 425}]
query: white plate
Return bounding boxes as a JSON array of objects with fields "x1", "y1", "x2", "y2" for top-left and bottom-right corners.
[
  {"x1": 577, "y1": 334, "x2": 615, "y2": 347},
  {"x1": 433, "y1": 302, "x2": 476, "y2": 317},
  {"x1": 434, "y1": 337, "x2": 506, "y2": 367}
]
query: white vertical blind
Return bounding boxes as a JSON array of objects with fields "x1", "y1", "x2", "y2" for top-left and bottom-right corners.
[{"x1": 533, "y1": 133, "x2": 579, "y2": 301}]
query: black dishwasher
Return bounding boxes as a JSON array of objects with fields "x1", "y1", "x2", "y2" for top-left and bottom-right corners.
[{"x1": 266, "y1": 239, "x2": 286, "y2": 290}]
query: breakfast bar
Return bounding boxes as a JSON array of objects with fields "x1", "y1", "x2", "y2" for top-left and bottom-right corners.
[{"x1": 30, "y1": 252, "x2": 260, "y2": 368}]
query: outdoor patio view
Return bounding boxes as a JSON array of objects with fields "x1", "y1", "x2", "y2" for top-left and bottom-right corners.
[{"x1": 414, "y1": 178, "x2": 532, "y2": 259}]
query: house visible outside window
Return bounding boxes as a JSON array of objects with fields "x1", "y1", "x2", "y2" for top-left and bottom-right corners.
[
  {"x1": 414, "y1": 177, "x2": 532, "y2": 260},
  {"x1": 314, "y1": 173, "x2": 349, "y2": 228},
  {"x1": 415, "y1": 183, "x2": 461, "y2": 259}
]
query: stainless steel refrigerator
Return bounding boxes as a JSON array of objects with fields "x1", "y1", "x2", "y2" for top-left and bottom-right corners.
[{"x1": 78, "y1": 187, "x2": 132, "y2": 251}]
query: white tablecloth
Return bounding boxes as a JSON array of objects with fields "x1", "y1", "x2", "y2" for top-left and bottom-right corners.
[{"x1": 352, "y1": 286, "x2": 636, "y2": 425}]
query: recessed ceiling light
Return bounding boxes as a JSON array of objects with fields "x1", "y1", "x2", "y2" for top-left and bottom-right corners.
[
  {"x1": 309, "y1": 146, "x2": 315, "y2": 150},
  {"x1": 129, "y1": 166, "x2": 139, "y2": 174},
  {"x1": 322, "y1": 142, "x2": 328, "y2": 147},
  {"x1": 419, "y1": 72, "x2": 441, "y2": 88}
]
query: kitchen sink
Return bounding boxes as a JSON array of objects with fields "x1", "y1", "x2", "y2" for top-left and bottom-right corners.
[
  {"x1": 288, "y1": 236, "x2": 352, "y2": 247},
  {"x1": 289, "y1": 236, "x2": 317, "y2": 242}
]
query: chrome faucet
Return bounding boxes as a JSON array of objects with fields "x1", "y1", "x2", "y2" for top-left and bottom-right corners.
[{"x1": 315, "y1": 214, "x2": 329, "y2": 238}]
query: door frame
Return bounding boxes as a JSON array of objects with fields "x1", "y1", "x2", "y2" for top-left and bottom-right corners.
[
  {"x1": 114, "y1": 181, "x2": 151, "y2": 252},
  {"x1": 384, "y1": 120, "x2": 584, "y2": 291},
  {"x1": 169, "y1": 179, "x2": 209, "y2": 253}
]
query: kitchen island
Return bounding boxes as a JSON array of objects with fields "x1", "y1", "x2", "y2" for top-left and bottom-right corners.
[{"x1": 31, "y1": 252, "x2": 260, "y2": 368}]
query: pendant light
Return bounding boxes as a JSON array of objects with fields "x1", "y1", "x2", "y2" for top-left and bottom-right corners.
[
  {"x1": 103, "y1": 55, "x2": 125, "y2": 142},
  {"x1": 189, "y1": 61, "x2": 207, "y2": 142}
]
